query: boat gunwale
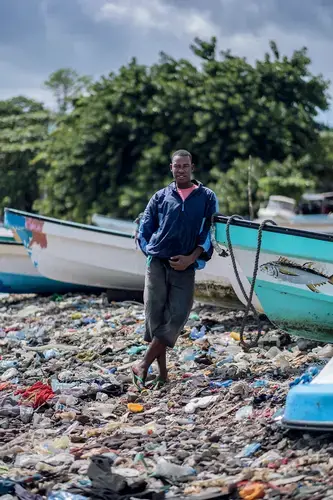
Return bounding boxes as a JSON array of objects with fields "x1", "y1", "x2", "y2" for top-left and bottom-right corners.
[
  {"x1": 214, "y1": 214, "x2": 333, "y2": 243},
  {"x1": 5, "y1": 208, "x2": 134, "y2": 240}
]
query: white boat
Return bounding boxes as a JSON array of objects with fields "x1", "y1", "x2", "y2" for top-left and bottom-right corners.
[
  {"x1": 256, "y1": 193, "x2": 333, "y2": 233},
  {"x1": 256, "y1": 195, "x2": 296, "y2": 224},
  {"x1": 0, "y1": 233, "x2": 98, "y2": 294},
  {"x1": 91, "y1": 214, "x2": 136, "y2": 234},
  {"x1": 4, "y1": 208, "x2": 254, "y2": 309}
]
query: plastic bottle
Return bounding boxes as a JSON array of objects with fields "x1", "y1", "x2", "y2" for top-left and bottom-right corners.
[
  {"x1": 237, "y1": 442, "x2": 261, "y2": 458},
  {"x1": 127, "y1": 345, "x2": 147, "y2": 355},
  {"x1": 57, "y1": 395, "x2": 79, "y2": 406},
  {"x1": 51, "y1": 379, "x2": 76, "y2": 392},
  {"x1": 48, "y1": 492, "x2": 87, "y2": 500},
  {"x1": 179, "y1": 348, "x2": 197, "y2": 362},
  {"x1": 209, "y1": 379, "x2": 233, "y2": 388},
  {"x1": 190, "y1": 326, "x2": 206, "y2": 340},
  {"x1": 155, "y1": 458, "x2": 196, "y2": 480},
  {"x1": 20, "y1": 406, "x2": 34, "y2": 423},
  {"x1": 235, "y1": 405, "x2": 253, "y2": 420},
  {"x1": 0, "y1": 368, "x2": 18, "y2": 381},
  {"x1": 0, "y1": 360, "x2": 18, "y2": 372},
  {"x1": 253, "y1": 380, "x2": 268, "y2": 388},
  {"x1": 6, "y1": 330, "x2": 26, "y2": 341},
  {"x1": 216, "y1": 355, "x2": 234, "y2": 366},
  {"x1": 44, "y1": 349, "x2": 59, "y2": 360}
]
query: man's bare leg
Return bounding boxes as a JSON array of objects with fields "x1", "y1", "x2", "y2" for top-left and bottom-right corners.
[
  {"x1": 132, "y1": 338, "x2": 166, "y2": 387},
  {"x1": 156, "y1": 346, "x2": 168, "y2": 382}
]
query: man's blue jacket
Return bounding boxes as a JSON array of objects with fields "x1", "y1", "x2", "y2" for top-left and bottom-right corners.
[{"x1": 137, "y1": 180, "x2": 219, "y2": 270}]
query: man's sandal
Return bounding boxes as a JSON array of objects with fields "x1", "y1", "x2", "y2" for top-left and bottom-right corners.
[
  {"x1": 146, "y1": 376, "x2": 168, "y2": 390},
  {"x1": 131, "y1": 367, "x2": 145, "y2": 391}
]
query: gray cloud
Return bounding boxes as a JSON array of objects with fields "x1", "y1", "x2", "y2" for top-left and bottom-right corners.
[{"x1": 0, "y1": 0, "x2": 332, "y2": 122}]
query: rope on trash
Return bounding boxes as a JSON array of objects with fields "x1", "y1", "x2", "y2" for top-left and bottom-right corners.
[{"x1": 213, "y1": 214, "x2": 277, "y2": 351}]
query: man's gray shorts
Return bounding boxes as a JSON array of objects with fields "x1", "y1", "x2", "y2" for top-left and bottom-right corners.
[{"x1": 144, "y1": 257, "x2": 195, "y2": 348}]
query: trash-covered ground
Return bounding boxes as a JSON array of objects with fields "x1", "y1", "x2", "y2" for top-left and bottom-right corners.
[{"x1": 1, "y1": 293, "x2": 333, "y2": 500}]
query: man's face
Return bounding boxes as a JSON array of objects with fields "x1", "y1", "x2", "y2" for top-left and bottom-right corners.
[{"x1": 170, "y1": 155, "x2": 193, "y2": 184}]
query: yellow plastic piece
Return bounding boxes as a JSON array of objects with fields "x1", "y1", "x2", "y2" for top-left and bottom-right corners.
[
  {"x1": 239, "y1": 482, "x2": 265, "y2": 500},
  {"x1": 127, "y1": 403, "x2": 144, "y2": 413}
]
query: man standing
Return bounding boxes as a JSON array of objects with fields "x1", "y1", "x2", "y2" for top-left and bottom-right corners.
[{"x1": 133, "y1": 150, "x2": 218, "y2": 390}]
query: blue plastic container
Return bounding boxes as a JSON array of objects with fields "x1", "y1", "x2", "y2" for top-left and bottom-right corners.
[{"x1": 282, "y1": 384, "x2": 333, "y2": 431}]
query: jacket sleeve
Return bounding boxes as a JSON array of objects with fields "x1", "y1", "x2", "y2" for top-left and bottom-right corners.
[
  {"x1": 137, "y1": 195, "x2": 159, "y2": 256},
  {"x1": 197, "y1": 192, "x2": 219, "y2": 261}
]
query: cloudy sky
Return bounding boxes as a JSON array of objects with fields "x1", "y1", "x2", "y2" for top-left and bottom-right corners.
[{"x1": 1, "y1": 0, "x2": 333, "y2": 123}]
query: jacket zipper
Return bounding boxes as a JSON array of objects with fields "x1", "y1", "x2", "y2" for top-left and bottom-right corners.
[{"x1": 174, "y1": 183, "x2": 201, "y2": 213}]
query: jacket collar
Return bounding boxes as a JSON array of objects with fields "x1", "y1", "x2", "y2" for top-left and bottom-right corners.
[{"x1": 169, "y1": 179, "x2": 202, "y2": 191}]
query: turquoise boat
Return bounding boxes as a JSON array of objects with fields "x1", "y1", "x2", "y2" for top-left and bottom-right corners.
[
  {"x1": 213, "y1": 215, "x2": 333, "y2": 343},
  {"x1": 214, "y1": 215, "x2": 333, "y2": 432}
]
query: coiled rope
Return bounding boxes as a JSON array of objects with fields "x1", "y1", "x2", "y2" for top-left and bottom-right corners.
[{"x1": 212, "y1": 215, "x2": 277, "y2": 351}]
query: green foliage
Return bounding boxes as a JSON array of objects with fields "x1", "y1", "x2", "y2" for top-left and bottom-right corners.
[
  {"x1": 0, "y1": 97, "x2": 50, "y2": 214},
  {"x1": 44, "y1": 68, "x2": 92, "y2": 114},
  {"x1": 211, "y1": 156, "x2": 317, "y2": 217},
  {"x1": 2, "y1": 38, "x2": 333, "y2": 222},
  {"x1": 258, "y1": 156, "x2": 316, "y2": 202}
]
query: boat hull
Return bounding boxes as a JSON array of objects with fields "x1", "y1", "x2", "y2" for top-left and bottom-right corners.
[
  {"x1": 214, "y1": 216, "x2": 333, "y2": 343},
  {"x1": 0, "y1": 241, "x2": 100, "y2": 294},
  {"x1": 4, "y1": 209, "x2": 246, "y2": 307}
]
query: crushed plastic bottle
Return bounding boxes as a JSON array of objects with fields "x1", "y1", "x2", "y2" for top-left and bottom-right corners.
[
  {"x1": 253, "y1": 380, "x2": 269, "y2": 388},
  {"x1": 44, "y1": 349, "x2": 60, "y2": 360},
  {"x1": 1, "y1": 368, "x2": 18, "y2": 381},
  {"x1": 6, "y1": 330, "x2": 26, "y2": 341},
  {"x1": 0, "y1": 360, "x2": 18, "y2": 372},
  {"x1": 48, "y1": 492, "x2": 88, "y2": 499},
  {"x1": 51, "y1": 379, "x2": 77, "y2": 392},
  {"x1": 209, "y1": 379, "x2": 233, "y2": 388},
  {"x1": 126, "y1": 345, "x2": 147, "y2": 355},
  {"x1": 179, "y1": 348, "x2": 197, "y2": 362},
  {"x1": 235, "y1": 405, "x2": 253, "y2": 420},
  {"x1": 155, "y1": 458, "x2": 196, "y2": 480},
  {"x1": 185, "y1": 395, "x2": 219, "y2": 414},
  {"x1": 237, "y1": 442, "x2": 261, "y2": 458},
  {"x1": 20, "y1": 406, "x2": 34, "y2": 423},
  {"x1": 190, "y1": 326, "x2": 206, "y2": 340}
]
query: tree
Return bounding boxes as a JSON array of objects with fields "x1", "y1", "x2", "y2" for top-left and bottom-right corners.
[
  {"x1": 0, "y1": 97, "x2": 50, "y2": 214},
  {"x1": 44, "y1": 68, "x2": 92, "y2": 114},
  {"x1": 34, "y1": 38, "x2": 330, "y2": 222},
  {"x1": 210, "y1": 156, "x2": 316, "y2": 217},
  {"x1": 35, "y1": 60, "x2": 159, "y2": 221}
]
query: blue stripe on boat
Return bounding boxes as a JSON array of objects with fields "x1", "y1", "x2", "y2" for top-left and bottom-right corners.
[
  {"x1": 215, "y1": 223, "x2": 333, "y2": 263},
  {"x1": 0, "y1": 272, "x2": 102, "y2": 294}
]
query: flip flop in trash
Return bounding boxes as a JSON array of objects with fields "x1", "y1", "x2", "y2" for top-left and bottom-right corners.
[
  {"x1": 131, "y1": 366, "x2": 145, "y2": 391},
  {"x1": 146, "y1": 377, "x2": 168, "y2": 390}
]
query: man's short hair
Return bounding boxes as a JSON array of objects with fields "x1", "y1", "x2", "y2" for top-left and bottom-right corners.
[{"x1": 171, "y1": 149, "x2": 192, "y2": 162}]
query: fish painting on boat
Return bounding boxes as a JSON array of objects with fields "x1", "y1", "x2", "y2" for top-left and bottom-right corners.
[{"x1": 260, "y1": 257, "x2": 333, "y2": 293}]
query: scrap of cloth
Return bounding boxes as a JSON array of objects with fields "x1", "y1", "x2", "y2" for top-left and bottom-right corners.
[{"x1": 144, "y1": 257, "x2": 195, "y2": 348}]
